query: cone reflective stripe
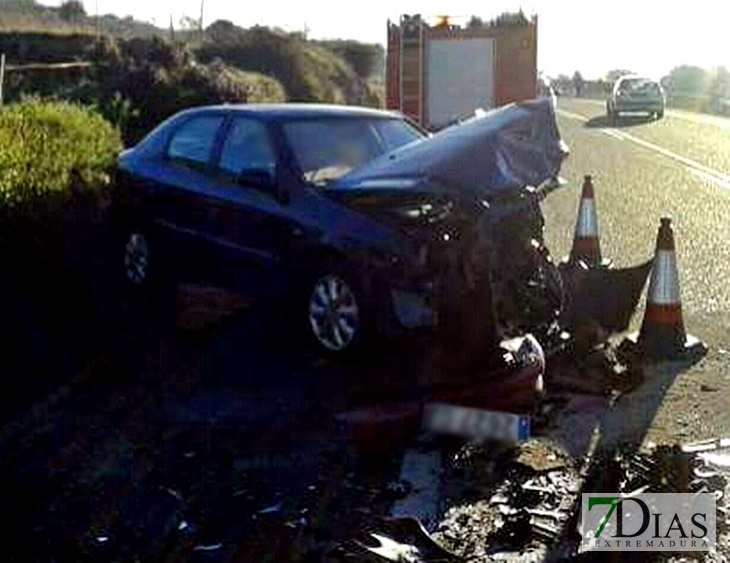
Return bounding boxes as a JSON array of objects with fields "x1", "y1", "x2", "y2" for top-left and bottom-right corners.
[
  {"x1": 569, "y1": 175, "x2": 604, "y2": 266},
  {"x1": 642, "y1": 250, "x2": 682, "y2": 325},
  {"x1": 638, "y1": 217, "x2": 706, "y2": 360}
]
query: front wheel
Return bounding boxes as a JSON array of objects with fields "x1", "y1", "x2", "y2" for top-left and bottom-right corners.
[{"x1": 307, "y1": 272, "x2": 364, "y2": 354}]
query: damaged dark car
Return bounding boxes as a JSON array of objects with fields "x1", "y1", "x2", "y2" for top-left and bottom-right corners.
[{"x1": 114, "y1": 98, "x2": 569, "y2": 354}]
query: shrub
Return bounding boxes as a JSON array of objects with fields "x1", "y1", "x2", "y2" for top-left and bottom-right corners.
[
  {"x1": 0, "y1": 98, "x2": 122, "y2": 328},
  {"x1": 196, "y1": 25, "x2": 379, "y2": 106},
  {"x1": 0, "y1": 98, "x2": 122, "y2": 205},
  {"x1": 0, "y1": 99, "x2": 123, "y2": 371}
]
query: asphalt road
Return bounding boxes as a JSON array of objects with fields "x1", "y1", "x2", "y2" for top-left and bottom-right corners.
[{"x1": 543, "y1": 98, "x2": 730, "y2": 445}]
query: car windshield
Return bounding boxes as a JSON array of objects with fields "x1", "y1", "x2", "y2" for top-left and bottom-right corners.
[{"x1": 283, "y1": 117, "x2": 424, "y2": 185}]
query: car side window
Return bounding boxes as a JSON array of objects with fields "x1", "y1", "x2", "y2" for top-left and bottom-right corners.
[
  {"x1": 218, "y1": 118, "x2": 276, "y2": 181},
  {"x1": 167, "y1": 115, "x2": 225, "y2": 170}
]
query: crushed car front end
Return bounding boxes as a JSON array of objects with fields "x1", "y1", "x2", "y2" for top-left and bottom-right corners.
[{"x1": 329, "y1": 98, "x2": 570, "y2": 346}]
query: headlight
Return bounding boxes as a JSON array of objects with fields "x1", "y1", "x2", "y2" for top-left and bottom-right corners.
[{"x1": 515, "y1": 334, "x2": 546, "y2": 372}]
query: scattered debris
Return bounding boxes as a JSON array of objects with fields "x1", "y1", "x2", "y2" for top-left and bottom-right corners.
[
  {"x1": 549, "y1": 340, "x2": 644, "y2": 398},
  {"x1": 192, "y1": 542, "x2": 224, "y2": 552},
  {"x1": 433, "y1": 440, "x2": 579, "y2": 560},
  {"x1": 258, "y1": 501, "x2": 285, "y2": 515},
  {"x1": 382, "y1": 480, "x2": 413, "y2": 501}
]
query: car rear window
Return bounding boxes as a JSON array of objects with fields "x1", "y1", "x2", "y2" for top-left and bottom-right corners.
[
  {"x1": 619, "y1": 78, "x2": 660, "y2": 93},
  {"x1": 167, "y1": 115, "x2": 225, "y2": 169}
]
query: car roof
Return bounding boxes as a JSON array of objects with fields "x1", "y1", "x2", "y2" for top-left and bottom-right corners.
[
  {"x1": 176, "y1": 103, "x2": 404, "y2": 121},
  {"x1": 617, "y1": 75, "x2": 654, "y2": 83}
]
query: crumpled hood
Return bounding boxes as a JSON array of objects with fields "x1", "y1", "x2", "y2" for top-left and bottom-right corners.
[{"x1": 333, "y1": 98, "x2": 568, "y2": 197}]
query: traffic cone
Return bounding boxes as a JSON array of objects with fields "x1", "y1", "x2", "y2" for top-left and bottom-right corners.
[
  {"x1": 632, "y1": 217, "x2": 706, "y2": 360},
  {"x1": 566, "y1": 175, "x2": 611, "y2": 268}
]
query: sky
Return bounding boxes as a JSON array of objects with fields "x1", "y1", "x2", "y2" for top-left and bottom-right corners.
[{"x1": 41, "y1": 0, "x2": 730, "y2": 79}]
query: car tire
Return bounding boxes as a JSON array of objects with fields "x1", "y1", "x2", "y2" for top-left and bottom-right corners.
[
  {"x1": 122, "y1": 228, "x2": 152, "y2": 288},
  {"x1": 656, "y1": 109, "x2": 664, "y2": 119},
  {"x1": 120, "y1": 225, "x2": 170, "y2": 298},
  {"x1": 304, "y1": 267, "x2": 371, "y2": 356}
]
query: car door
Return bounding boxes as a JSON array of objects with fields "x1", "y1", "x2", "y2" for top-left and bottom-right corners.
[
  {"x1": 141, "y1": 112, "x2": 227, "y2": 281},
  {"x1": 203, "y1": 115, "x2": 295, "y2": 297}
]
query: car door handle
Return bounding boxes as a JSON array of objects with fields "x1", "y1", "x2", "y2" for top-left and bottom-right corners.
[{"x1": 291, "y1": 227, "x2": 303, "y2": 237}]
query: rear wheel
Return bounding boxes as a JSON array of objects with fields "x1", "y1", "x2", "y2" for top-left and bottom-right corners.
[
  {"x1": 123, "y1": 229, "x2": 151, "y2": 287},
  {"x1": 119, "y1": 226, "x2": 173, "y2": 315},
  {"x1": 656, "y1": 109, "x2": 664, "y2": 119}
]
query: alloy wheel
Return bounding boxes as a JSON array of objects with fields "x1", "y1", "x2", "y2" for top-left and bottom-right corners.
[
  {"x1": 308, "y1": 274, "x2": 360, "y2": 352},
  {"x1": 124, "y1": 232, "x2": 149, "y2": 285}
]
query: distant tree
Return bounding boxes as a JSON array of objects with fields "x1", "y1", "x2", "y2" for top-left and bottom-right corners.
[
  {"x1": 664, "y1": 65, "x2": 707, "y2": 94},
  {"x1": 58, "y1": 0, "x2": 86, "y2": 21},
  {"x1": 179, "y1": 15, "x2": 200, "y2": 31},
  {"x1": 490, "y1": 9, "x2": 529, "y2": 27},
  {"x1": 317, "y1": 40, "x2": 383, "y2": 78},
  {"x1": 206, "y1": 19, "x2": 241, "y2": 43},
  {"x1": 714, "y1": 66, "x2": 729, "y2": 98},
  {"x1": 553, "y1": 74, "x2": 572, "y2": 96},
  {"x1": 573, "y1": 71, "x2": 584, "y2": 97},
  {"x1": 0, "y1": 0, "x2": 38, "y2": 14},
  {"x1": 605, "y1": 69, "x2": 633, "y2": 84},
  {"x1": 466, "y1": 16, "x2": 484, "y2": 28}
]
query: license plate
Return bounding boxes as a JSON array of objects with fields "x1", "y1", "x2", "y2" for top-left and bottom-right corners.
[{"x1": 422, "y1": 403, "x2": 530, "y2": 442}]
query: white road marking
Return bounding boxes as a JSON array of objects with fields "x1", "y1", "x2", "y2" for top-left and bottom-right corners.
[
  {"x1": 687, "y1": 167, "x2": 730, "y2": 190},
  {"x1": 561, "y1": 97, "x2": 730, "y2": 129},
  {"x1": 666, "y1": 109, "x2": 730, "y2": 130},
  {"x1": 616, "y1": 130, "x2": 730, "y2": 186},
  {"x1": 557, "y1": 109, "x2": 588, "y2": 122},
  {"x1": 600, "y1": 128, "x2": 626, "y2": 141},
  {"x1": 556, "y1": 108, "x2": 730, "y2": 190}
]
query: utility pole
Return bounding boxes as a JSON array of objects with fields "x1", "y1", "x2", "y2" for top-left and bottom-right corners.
[
  {"x1": 0, "y1": 54, "x2": 5, "y2": 106},
  {"x1": 199, "y1": 0, "x2": 205, "y2": 36},
  {"x1": 95, "y1": 0, "x2": 100, "y2": 40}
]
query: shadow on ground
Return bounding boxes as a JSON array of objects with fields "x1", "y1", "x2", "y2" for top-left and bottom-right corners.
[
  {"x1": 584, "y1": 113, "x2": 658, "y2": 129},
  {"x1": 602, "y1": 355, "x2": 706, "y2": 449}
]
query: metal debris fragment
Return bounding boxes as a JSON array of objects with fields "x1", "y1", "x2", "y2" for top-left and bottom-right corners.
[
  {"x1": 193, "y1": 543, "x2": 224, "y2": 552},
  {"x1": 257, "y1": 501, "x2": 284, "y2": 515}
]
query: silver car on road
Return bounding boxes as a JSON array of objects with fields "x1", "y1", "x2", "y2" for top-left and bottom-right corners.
[{"x1": 607, "y1": 76, "x2": 665, "y2": 121}]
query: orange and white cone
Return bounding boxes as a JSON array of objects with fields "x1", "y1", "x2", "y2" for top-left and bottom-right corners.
[
  {"x1": 568, "y1": 175, "x2": 610, "y2": 268},
  {"x1": 636, "y1": 217, "x2": 706, "y2": 360}
]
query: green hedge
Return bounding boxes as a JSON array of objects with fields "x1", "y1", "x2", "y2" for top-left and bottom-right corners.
[
  {"x1": 0, "y1": 98, "x2": 123, "y2": 205},
  {"x1": 0, "y1": 99, "x2": 123, "y2": 370}
]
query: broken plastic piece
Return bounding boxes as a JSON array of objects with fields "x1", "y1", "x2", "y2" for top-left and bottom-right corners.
[
  {"x1": 699, "y1": 451, "x2": 730, "y2": 468},
  {"x1": 193, "y1": 543, "x2": 224, "y2": 552},
  {"x1": 257, "y1": 501, "x2": 284, "y2": 515}
]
